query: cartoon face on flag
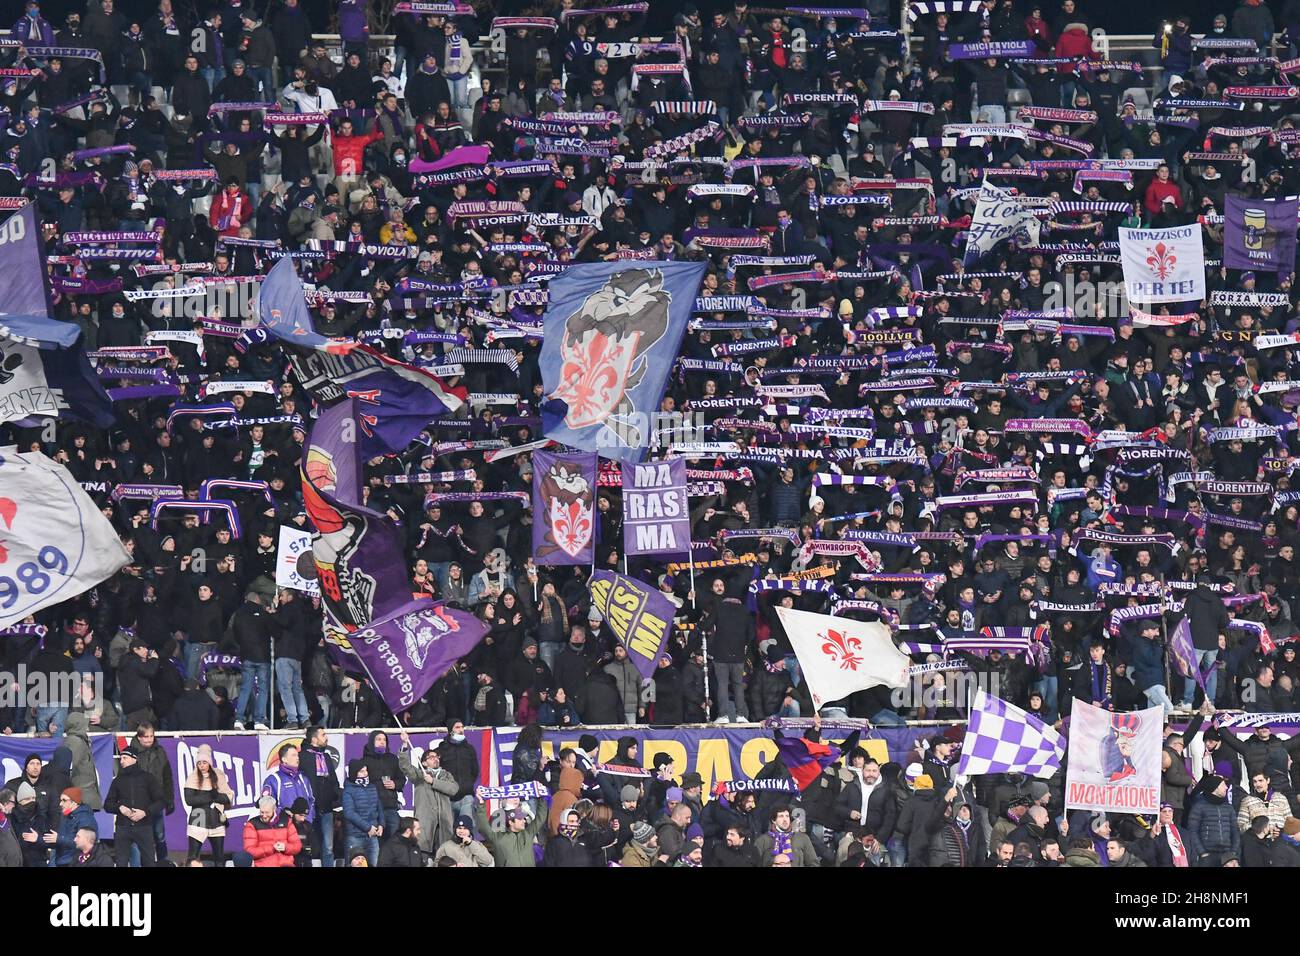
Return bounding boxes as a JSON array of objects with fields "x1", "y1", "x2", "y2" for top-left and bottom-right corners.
[
  {"x1": 1064, "y1": 699, "x2": 1162, "y2": 814},
  {"x1": 553, "y1": 268, "x2": 670, "y2": 429},
  {"x1": 531, "y1": 450, "x2": 597, "y2": 565},
  {"x1": 541, "y1": 261, "x2": 707, "y2": 463}
]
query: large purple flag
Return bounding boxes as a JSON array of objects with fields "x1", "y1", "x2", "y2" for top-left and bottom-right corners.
[
  {"x1": 348, "y1": 600, "x2": 488, "y2": 714},
  {"x1": 1225, "y1": 195, "x2": 1298, "y2": 275},
  {"x1": 1168, "y1": 616, "x2": 1207, "y2": 693},
  {"x1": 302, "y1": 400, "x2": 413, "y2": 669},
  {"x1": 955, "y1": 689, "x2": 1065, "y2": 779},
  {"x1": 531, "y1": 450, "x2": 598, "y2": 565},
  {"x1": 623, "y1": 458, "x2": 691, "y2": 556}
]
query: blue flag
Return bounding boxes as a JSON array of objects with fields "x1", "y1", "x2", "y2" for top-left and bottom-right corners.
[
  {"x1": 539, "y1": 260, "x2": 706, "y2": 463},
  {"x1": 0, "y1": 204, "x2": 114, "y2": 428},
  {"x1": 257, "y1": 258, "x2": 464, "y2": 456}
]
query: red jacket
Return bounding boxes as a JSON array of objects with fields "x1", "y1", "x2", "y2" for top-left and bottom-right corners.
[
  {"x1": 242, "y1": 813, "x2": 303, "y2": 867},
  {"x1": 1144, "y1": 178, "x2": 1183, "y2": 217},
  {"x1": 208, "y1": 188, "x2": 251, "y2": 237},
  {"x1": 1054, "y1": 26, "x2": 1096, "y2": 72},
  {"x1": 332, "y1": 127, "x2": 384, "y2": 178}
]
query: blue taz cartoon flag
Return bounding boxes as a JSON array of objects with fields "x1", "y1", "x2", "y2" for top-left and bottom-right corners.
[
  {"x1": 0, "y1": 204, "x2": 114, "y2": 428},
  {"x1": 257, "y1": 258, "x2": 464, "y2": 456},
  {"x1": 539, "y1": 260, "x2": 707, "y2": 463}
]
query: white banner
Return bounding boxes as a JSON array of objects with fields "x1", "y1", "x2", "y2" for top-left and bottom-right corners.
[
  {"x1": 963, "y1": 180, "x2": 1041, "y2": 265},
  {"x1": 276, "y1": 526, "x2": 320, "y2": 595},
  {"x1": 776, "y1": 606, "x2": 910, "y2": 710},
  {"x1": 0, "y1": 448, "x2": 130, "y2": 626},
  {"x1": 1119, "y1": 224, "x2": 1206, "y2": 304},
  {"x1": 0, "y1": 342, "x2": 68, "y2": 424},
  {"x1": 1064, "y1": 699, "x2": 1162, "y2": 814}
]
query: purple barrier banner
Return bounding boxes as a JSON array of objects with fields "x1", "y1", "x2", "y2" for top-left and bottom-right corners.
[
  {"x1": 0, "y1": 734, "x2": 116, "y2": 833},
  {"x1": 157, "y1": 728, "x2": 492, "y2": 851},
  {"x1": 496, "y1": 724, "x2": 954, "y2": 797}
]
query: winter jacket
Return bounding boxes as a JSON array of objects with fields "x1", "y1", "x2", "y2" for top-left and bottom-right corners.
[
  {"x1": 542, "y1": 831, "x2": 596, "y2": 867},
  {"x1": 475, "y1": 801, "x2": 545, "y2": 867},
  {"x1": 1218, "y1": 732, "x2": 1300, "y2": 779},
  {"x1": 261, "y1": 765, "x2": 315, "y2": 820},
  {"x1": 435, "y1": 838, "x2": 495, "y2": 867},
  {"x1": 1162, "y1": 747, "x2": 1195, "y2": 810},
  {"x1": 242, "y1": 812, "x2": 302, "y2": 867},
  {"x1": 1237, "y1": 790, "x2": 1292, "y2": 832},
  {"x1": 438, "y1": 735, "x2": 480, "y2": 801},
  {"x1": 604, "y1": 657, "x2": 643, "y2": 717},
  {"x1": 0, "y1": 812, "x2": 21, "y2": 868},
  {"x1": 1187, "y1": 585, "x2": 1230, "y2": 651},
  {"x1": 548, "y1": 767, "x2": 585, "y2": 836},
  {"x1": 361, "y1": 732, "x2": 403, "y2": 809},
  {"x1": 1186, "y1": 795, "x2": 1242, "y2": 860},
  {"x1": 342, "y1": 778, "x2": 383, "y2": 845},
  {"x1": 379, "y1": 835, "x2": 427, "y2": 867},
  {"x1": 399, "y1": 745, "x2": 458, "y2": 853},
  {"x1": 835, "y1": 772, "x2": 899, "y2": 842},
  {"x1": 54, "y1": 804, "x2": 97, "y2": 866},
  {"x1": 753, "y1": 828, "x2": 820, "y2": 866},
  {"x1": 62, "y1": 712, "x2": 109, "y2": 811},
  {"x1": 929, "y1": 815, "x2": 988, "y2": 867},
  {"x1": 300, "y1": 744, "x2": 342, "y2": 812},
  {"x1": 104, "y1": 763, "x2": 165, "y2": 825}
]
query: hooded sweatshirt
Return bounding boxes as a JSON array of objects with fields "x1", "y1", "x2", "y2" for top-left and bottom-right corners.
[{"x1": 548, "y1": 766, "x2": 584, "y2": 836}]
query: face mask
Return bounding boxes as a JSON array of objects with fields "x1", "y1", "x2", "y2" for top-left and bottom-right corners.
[
  {"x1": 570, "y1": 642, "x2": 583, "y2": 651},
  {"x1": 450, "y1": 733, "x2": 465, "y2": 743},
  {"x1": 373, "y1": 743, "x2": 386, "y2": 754}
]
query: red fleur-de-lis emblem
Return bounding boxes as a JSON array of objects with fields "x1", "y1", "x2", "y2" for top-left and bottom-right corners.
[
  {"x1": 1144, "y1": 242, "x2": 1177, "y2": 281},
  {"x1": 820, "y1": 628, "x2": 864, "y2": 671}
]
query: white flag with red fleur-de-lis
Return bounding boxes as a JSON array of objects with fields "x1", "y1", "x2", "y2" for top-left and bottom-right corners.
[
  {"x1": 775, "y1": 606, "x2": 912, "y2": 710},
  {"x1": 1119, "y1": 224, "x2": 1206, "y2": 304}
]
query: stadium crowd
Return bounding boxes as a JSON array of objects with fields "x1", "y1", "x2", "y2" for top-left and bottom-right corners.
[{"x1": 0, "y1": 0, "x2": 1299, "y2": 868}]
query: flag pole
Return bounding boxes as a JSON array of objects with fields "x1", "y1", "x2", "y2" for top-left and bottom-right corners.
[
  {"x1": 1160, "y1": 573, "x2": 1174, "y2": 709},
  {"x1": 688, "y1": 550, "x2": 697, "y2": 610}
]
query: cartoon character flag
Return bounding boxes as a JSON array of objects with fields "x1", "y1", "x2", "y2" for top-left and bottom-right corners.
[
  {"x1": 775, "y1": 606, "x2": 911, "y2": 710},
  {"x1": 531, "y1": 450, "x2": 597, "y2": 565},
  {"x1": 539, "y1": 261, "x2": 707, "y2": 463},
  {"x1": 1064, "y1": 700, "x2": 1162, "y2": 814},
  {"x1": 301, "y1": 399, "x2": 412, "y2": 666},
  {"x1": 0, "y1": 204, "x2": 114, "y2": 427}
]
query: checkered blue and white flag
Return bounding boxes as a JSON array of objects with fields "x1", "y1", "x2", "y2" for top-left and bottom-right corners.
[{"x1": 955, "y1": 689, "x2": 1065, "y2": 779}]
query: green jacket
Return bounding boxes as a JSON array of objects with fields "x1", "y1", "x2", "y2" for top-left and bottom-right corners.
[{"x1": 475, "y1": 801, "x2": 545, "y2": 868}]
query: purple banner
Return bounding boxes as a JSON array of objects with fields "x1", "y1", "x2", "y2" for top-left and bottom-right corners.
[
  {"x1": 1224, "y1": 195, "x2": 1298, "y2": 275},
  {"x1": 948, "y1": 40, "x2": 1037, "y2": 59},
  {"x1": 531, "y1": 450, "x2": 598, "y2": 566},
  {"x1": 158, "y1": 729, "x2": 492, "y2": 852},
  {"x1": 303, "y1": 400, "x2": 414, "y2": 668},
  {"x1": 348, "y1": 602, "x2": 489, "y2": 715},
  {"x1": 623, "y1": 458, "x2": 691, "y2": 556},
  {"x1": 0, "y1": 734, "x2": 115, "y2": 834},
  {"x1": 498, "y1": 724, "x2": 955, "y2": 797}
]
